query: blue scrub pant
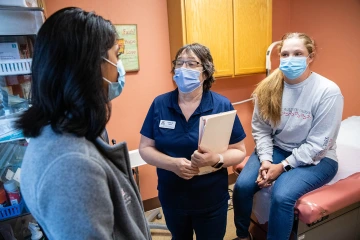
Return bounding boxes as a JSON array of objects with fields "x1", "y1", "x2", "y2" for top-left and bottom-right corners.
[
  {"x1": 233, "y1": 147, "x2": 338, "y2": 240},
  {"x1": 162, "y1": 201, "x2": 228, "y2": 240}
]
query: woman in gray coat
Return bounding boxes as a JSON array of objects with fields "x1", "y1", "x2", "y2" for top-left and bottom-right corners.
[{"x1": 16, "y1": 7, "x2": 151, "y2": 240}]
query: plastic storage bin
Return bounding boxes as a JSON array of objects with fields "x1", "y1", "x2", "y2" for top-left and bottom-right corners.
[
  {"x1": 0, "y1": 200, "x2": 24, "y2": 220},
  {"x1": 0, "y1": 59, "x2": 32, "y2": 76}
]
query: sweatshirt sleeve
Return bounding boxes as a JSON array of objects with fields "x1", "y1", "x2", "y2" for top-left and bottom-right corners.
[
  {"x1": 252, "y1": 100, "x2": 274, "y2": 162},
  {"x1": 36, "y1": 153, "x2": 114, "y2": 240},
  {"x1": 287, "y1": 94, "x2": 344, "y2": 168}
]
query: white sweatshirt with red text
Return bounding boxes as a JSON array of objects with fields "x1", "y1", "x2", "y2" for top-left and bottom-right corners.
[{"x1": 252, "y1": 72, "x2": 344, "y2": 168}]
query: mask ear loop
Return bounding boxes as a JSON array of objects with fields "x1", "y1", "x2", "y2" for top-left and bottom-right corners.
[
  {"x1": 199, "y1": 68, "x2": 206, "y2": 85},
  {"x1": 305, "y1": 53, "x2": 314, "y2": 74},
  {"x1": 102, "y1": 57, "x2": 117, "y2": 67},
  {"x1": 103, "y1": 77, "x2": 112, "y2": 84},
  {"x1": 200, "y1": 64, "x2": 213, "y2": 85}
]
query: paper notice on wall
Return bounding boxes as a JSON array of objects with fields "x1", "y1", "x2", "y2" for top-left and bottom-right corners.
[{"x1": 0, "y1": 42, "x2": 21, "y2": 60}]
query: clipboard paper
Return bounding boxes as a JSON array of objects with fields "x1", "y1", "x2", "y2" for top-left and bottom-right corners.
[{"x1": 197, "y1": 110, "x2": 237, "y2": 175}]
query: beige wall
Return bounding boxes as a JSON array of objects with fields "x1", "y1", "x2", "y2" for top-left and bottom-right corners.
[
  {"x1": 272, "y1": 0, "x2": 360, "y2": 119},
  {"x1": 289, "y1": 0, "x2": 360, "y2": 119}
]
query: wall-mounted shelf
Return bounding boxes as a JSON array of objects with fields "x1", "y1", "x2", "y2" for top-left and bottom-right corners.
[
  {"x1": 0, "y1": 4, "x2": 44, "y2": 237},
  {"x1": 0, "y1": 6, "x2": 43, "y2": 11},
  {"x1": 0, "y1": 6, "x2": 44, "y2": 36}
]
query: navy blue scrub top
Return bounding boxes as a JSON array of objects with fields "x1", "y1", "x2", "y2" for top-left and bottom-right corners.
[{"x1": 140, "y1": 89, "x2": 246, "y2": 212}]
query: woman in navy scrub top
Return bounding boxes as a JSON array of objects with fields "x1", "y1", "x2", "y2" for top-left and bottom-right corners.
[{"x1": 139, "y1": 43, "x2": 247, "y2": 240}]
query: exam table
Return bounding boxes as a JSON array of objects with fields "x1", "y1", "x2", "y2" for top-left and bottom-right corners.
[{"x1": 232, "y1": 116, "x2": 360, "y2": 240}]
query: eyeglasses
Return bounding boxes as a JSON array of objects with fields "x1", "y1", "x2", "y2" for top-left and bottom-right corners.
[{"x1": 172, "y1": 60, "x2": 202, "y2": 69}]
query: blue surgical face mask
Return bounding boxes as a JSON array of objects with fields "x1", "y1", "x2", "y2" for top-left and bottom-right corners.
[
  {"x1": 279, "y1": 56, "x2": 308, "y2": 80},
  {"x1": 102, "y1": 57, "x2": 126, "y2": 101},
  {"x1": 173, "y1": 67, "x2": 203, "y2": 93}
]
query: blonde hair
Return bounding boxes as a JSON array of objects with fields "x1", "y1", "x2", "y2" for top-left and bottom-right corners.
[{"x1": 252, "y1": 32, "x2": 316, "y2": 126}]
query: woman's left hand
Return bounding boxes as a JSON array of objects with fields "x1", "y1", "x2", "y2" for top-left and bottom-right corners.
[
  {"x1": 257, "y1": 163, "x2": 284, "y2": 188},
  {"x1": 191, "y1": 147, "x2": 219, "y2": 168}
]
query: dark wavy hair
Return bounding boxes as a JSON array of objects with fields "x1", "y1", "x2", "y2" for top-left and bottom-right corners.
[
  {"x1": 171, "y1": 43, "x2": 215, "y2": 91},
  {"x1": 16, "y1": 7, "x2": 117, "y2": 141}
]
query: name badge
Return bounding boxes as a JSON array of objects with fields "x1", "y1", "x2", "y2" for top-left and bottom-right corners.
[{"x1": 159, "y1": 120, "x2": 176, "y2": 129}]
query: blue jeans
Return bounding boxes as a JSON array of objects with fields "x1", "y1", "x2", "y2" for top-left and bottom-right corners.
[
  {"x1": 162, "y1": 201, "x2": 228, "y2": 240},
  {"x1": 233, "y1": 147, "x2": 338, "y2": 240}
]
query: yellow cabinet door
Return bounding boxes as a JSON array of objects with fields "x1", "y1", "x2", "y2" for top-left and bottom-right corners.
[
  {"x1": 233, "y1": 0, "x2": 272, "y2": 75},
  {"x1": 185, "y1": 0, "x2": 233, "y2": 77},
  {"x1": 167, "y1": 0, "x2": 234, "y2": 78}
]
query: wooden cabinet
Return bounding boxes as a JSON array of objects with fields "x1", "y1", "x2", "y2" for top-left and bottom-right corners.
[
  {"x1": 167, "y1": 0, "x2": 272, "y2": 78},
  {"x1": 234, "y1": 0, "x2": 272, "y2": 75},
  {"x1": 184, "y1": 0, "x2": 234, "y2": 77}
]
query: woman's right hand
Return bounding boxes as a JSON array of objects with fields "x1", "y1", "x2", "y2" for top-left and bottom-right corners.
[
  {"x1": 256, "y1": 160, "x2": 272, "y2": 187},
  {"x1": 172, "y1": 158, "x2": 199, "y2": 180}
]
